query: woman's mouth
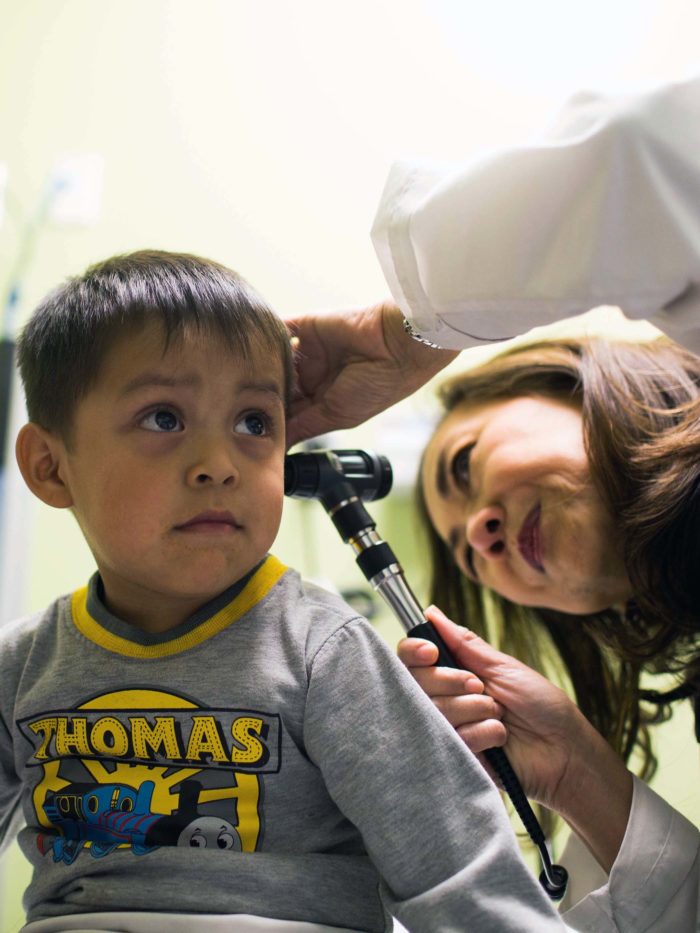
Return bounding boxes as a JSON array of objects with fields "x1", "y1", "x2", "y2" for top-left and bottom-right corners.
[{"x1": 517, "y1": 504, "x2": 545, "y2": 573}]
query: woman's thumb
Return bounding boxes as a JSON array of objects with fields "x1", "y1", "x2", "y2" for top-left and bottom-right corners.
[{"x1": 424, "y1": 605, "x2": 501, "y2": 677}]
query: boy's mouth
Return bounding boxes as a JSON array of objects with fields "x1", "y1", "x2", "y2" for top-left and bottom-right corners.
[{"x1": 175, "y1": 510, "x2": 242, "y2": 533}]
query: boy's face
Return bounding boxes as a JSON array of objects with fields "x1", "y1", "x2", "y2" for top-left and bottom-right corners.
[{"x1": 56, "y1": 321, "x2": 287, "y2": 629}]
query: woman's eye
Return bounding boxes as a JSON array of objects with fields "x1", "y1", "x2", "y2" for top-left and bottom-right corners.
[
  {"x1": 141, "y1": 409, "x2": 183, "y2": 433},
  {"x1": 235, "y1": 412, "x2": 269, "y2": 437},
  {"x1": 451, "y1": 444, "x2": 474, "y2": 489}
]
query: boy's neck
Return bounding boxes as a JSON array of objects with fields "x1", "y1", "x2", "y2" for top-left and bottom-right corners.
[{"x1": 95, "y1": 568, "x2": 258, "y2": 635}]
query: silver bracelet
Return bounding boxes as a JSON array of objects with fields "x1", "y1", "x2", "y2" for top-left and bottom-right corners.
[{"x1": 402, "y1": 317, "x2": 445, "y2": 350}]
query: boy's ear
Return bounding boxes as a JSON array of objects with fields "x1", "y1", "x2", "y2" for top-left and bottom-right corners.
[{"x1": 15, "y1": 423, "x2": 74, "y2": 509}]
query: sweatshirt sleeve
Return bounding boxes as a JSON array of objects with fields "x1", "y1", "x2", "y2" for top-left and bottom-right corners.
[
  {"x1": 562, "y1": 776, "x2": 699, "y2": 932},
  {"x1": 0, "y1": 612, "x2": 45, "y2": 856},
  {"x1": 303, "y1": 618, "x2": 567, "y2": 932},
  {"x1": 371, "y1": 74, "x2": 700, "y2": 354},
  {"x1": 0, "y1": 708, "x2": 23, "y2": 856}
]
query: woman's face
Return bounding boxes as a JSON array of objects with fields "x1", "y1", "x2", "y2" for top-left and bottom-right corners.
[{"x1": 421, "y1": 394, "x2": 632, "y2": 614}]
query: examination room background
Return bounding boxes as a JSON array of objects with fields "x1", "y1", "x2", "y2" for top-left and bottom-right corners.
[{"x1": 1, "y1": 2, "x2": 699, "y2": 930}]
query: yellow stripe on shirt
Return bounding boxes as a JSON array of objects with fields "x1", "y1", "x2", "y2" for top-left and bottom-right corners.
[{"x1": 70, "y1": 555, "x2": 288, "y2": 659}]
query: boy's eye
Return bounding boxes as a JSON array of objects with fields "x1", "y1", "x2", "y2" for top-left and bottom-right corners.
[
  {"x1": 141, "y1": 409, "x2": 183, "y2": 433},
  {"x1": 451, "y1": 444, "x2": 474, "y2": 489},
  {"x1": 235, "y1": 412, "x2": 269, "y2": 437}
]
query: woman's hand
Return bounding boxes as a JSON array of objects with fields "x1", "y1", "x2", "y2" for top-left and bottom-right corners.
[
  {"x1": 399, "y1": 607, "x2": 579, "y2": 812},
  {"x1": 285, "y1": 302, "x2": 458, "y2": 446},
  {"x1": 400, "y1": 606, "x2": 634, "y2": 871}
]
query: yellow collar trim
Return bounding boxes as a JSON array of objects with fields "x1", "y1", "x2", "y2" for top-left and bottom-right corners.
[{"x1": 70, "y1": 556, "x2": 288, "y2": 659}]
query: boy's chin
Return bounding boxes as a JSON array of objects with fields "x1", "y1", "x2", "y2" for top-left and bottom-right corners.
[
  {"x1": 105, "y1": 559, "x2": 265, "y2": 604},
  {"x1": 171, "y1": 559, "x2": 266, "y2": 596},
  {"x1": 164, "y1": 572, "x2": 256, "y2": 601}
]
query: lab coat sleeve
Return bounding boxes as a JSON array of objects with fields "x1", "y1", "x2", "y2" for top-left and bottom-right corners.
[
  {"x1": 371, "y1": 74, "x2": 700, "y2": 353},
  {"x1": 562, "y1": 776, "x2": 700, "y2": 932}
]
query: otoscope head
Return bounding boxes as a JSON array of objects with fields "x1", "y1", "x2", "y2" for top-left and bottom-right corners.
[{"x1": 284, "y1": 449, "x2": 392, "y2": 503}]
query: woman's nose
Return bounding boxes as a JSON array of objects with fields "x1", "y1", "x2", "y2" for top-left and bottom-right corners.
[
  {"x1": 185, "y1": 439, "x2": 238, "y2": 487},
  {"x1": 466, "y1": 505, "x2": 506, "y2": 559}
]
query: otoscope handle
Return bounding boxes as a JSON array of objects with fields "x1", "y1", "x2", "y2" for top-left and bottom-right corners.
[
  {"x1": 407, "y1": 619, "x2": 568, "y2": 899},
  {"x1": 407, "y1": 620, "x2": 546, "y2": 845}
]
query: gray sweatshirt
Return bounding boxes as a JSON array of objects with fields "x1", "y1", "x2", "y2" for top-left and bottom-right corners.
[{"x1": 0, "y1": 555, "x2": 565, "y2": 931}]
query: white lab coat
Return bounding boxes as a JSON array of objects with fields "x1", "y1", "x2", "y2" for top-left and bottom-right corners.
[
  {"x1": 372, "y1": 73, "x2": 700, "y2": 932},
  {"x1": 372, "y1": 74, "x2": 700, "y2": 355}
]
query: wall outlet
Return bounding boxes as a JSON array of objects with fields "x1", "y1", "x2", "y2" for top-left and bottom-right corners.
[{"x1": 48, "y1": 153, "x2": 104, "y2": 225}]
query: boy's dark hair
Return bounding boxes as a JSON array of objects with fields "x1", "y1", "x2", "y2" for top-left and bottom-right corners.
[{"x1": 17, "y1": 250, "x2": 294, "y2": 441}]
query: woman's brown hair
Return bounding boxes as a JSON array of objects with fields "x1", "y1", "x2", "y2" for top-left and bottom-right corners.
[{"x1": 418, "y1": 336, "x2": 700, "y2": 780}]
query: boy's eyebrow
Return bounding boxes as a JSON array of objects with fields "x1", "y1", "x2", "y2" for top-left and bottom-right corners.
[
  {"x1": 119, "y1": 373, "x2": 202, "y2": 396},
  {"x1": 118, "y1": 373, "x2": 284, "y2": 401},
  {"x1": 238, "y1": 380, "x2": 285, "y2": 401}
]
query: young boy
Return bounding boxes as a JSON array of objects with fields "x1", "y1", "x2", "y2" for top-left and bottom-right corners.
[{"x1": 0, "y1": 251, "x2": 564, "y2": 932}]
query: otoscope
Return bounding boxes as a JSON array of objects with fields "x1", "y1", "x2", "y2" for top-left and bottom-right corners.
[{"x1": 285, "y1": 448, "x2": 568, "y2": 901}]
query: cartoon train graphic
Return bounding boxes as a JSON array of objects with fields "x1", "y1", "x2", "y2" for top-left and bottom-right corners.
[{"x1": 38, "y1": 779, "x2": 241, "y2": 864}]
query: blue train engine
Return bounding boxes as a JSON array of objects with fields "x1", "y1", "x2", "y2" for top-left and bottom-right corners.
[{"x1": 40, "y1": 780, "x2": 160, "y2": 864}]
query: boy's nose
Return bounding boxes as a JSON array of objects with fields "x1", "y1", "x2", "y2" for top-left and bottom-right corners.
[
  {"x1": 466, "y1": 504, "x2": 506, "y2": 560},
  {"x1": 185, "y1": 442, "x2": 238, "y2": 487}
]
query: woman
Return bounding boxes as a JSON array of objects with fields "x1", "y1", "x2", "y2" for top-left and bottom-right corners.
[
  {"x1": 286, "y1": 74, "x2": 700, "y2": 931},
  {"x1": 403, "y1": 334, "x2": 699, "y2": 930},
  {"x1": 418, "y1": 336, "x2": 699, "y2": 735}
]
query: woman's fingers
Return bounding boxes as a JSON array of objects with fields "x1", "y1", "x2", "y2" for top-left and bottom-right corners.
[
  {"x1": 457, "y1": 719, "x2": 508, "y2": 755},
  {"x1": 432, "y1": 691, "x2": 504, "y2": 722},
  {"x1": 398, "y1": 637, "x2": 484, "y2": 684},
  {"x1": 397, "y1": 636, "x2": 439, "y2": 667},
  {"x1": 397, "y1": 624, "x2": 508, "y2": 757},
  {"x1": 399, "y1": 640, "x2": 485, "y2": 697},
  {"x1": 416, "y1": 693, "x2": 505, "y2": 731},
  {"x1": 398, "y1": 611, "x2": 514, "y2": 763},
  {"x1": 409, "y1": 663, "x2": 483, "y2": 695},
  {"x1": 431, "y1": 691, "x2": 504, "y2": 729}
]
